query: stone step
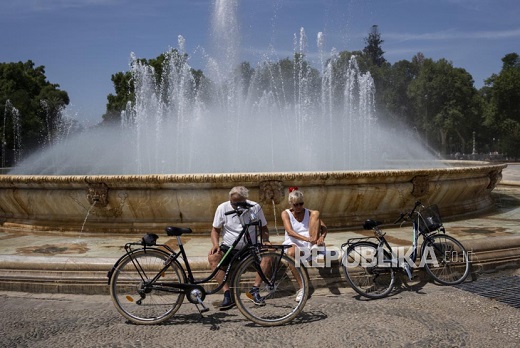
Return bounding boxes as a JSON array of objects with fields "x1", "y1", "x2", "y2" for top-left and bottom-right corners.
[{"x1": 1, "y1": 239, "x2": 519, "y2": 295}]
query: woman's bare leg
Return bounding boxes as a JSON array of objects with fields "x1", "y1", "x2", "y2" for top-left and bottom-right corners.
[{"x1": 309, "y1": 210, "x2": 323, "y2": 245}]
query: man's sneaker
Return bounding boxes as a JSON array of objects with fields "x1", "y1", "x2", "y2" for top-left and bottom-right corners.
[
  {"x1": 219, "y1": 292, "x2": 235, "y2": 311},
  {"x1": 246, "y1": 287, "x2": 266, "y2": 306},
  {"x1": 295, "y1": 288, "x2": 304, "y2": 302}
]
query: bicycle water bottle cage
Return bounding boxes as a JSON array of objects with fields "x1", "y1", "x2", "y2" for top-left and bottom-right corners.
[
  {"x1": 141, "y1": 233, "x2": 159, "y2": 246},
  {"x1": 363, "y1": 219, "x2": 382, "y2": 230}
]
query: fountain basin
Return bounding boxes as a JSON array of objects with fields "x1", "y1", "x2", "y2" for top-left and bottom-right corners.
[{"x1": 0, "y1": 162, "x2": 506, "y2": 234}]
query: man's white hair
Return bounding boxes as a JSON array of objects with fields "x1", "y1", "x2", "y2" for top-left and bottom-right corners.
[{"x1": 229, "y1": 186, "x2": 249, "y2": 199}]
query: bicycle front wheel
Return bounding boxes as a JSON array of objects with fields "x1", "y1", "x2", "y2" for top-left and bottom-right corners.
[
  {"x1": 109, "y1": 249, "x2": 186, "y2": 324},
  {"x1": 421, "y1": 234, "x2": 470, "y2": 285},
  {"x1": 342, "y1": 241, "x2": 395, "y2": 299},
  {"x1": 232, "y1": 251, "x2": 309, "y2": 326}
]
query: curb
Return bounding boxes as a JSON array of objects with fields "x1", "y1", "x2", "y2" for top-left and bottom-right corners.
[{"x1": 1, "y1": 236, "x2": 519, "y2": 295}]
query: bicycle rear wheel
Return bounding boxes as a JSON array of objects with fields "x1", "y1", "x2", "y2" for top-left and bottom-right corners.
[
  {"x1": 342, "y1": 241, "x2": 395, "y2": 299},
  {"x1": 110, "y1": 249, "x2": 186, "y2": 324},
  {"x1": 421, "y1": 234, "x2": 470, "y2": 285},
  {"x1": 233, "y1": 251, "x2": 309, "y2": 326}
]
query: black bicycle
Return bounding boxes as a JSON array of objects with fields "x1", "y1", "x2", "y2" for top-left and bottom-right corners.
[
  {"x1": 107, "y1": 202, "x2": 309, "y2": 326},
  {"x1": 341, "y1": 201, "x2": 471, "y2": 299}
]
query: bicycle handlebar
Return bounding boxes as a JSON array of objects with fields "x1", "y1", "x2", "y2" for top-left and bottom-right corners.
[
  {"x1": 234, "y1": 201, "x2": 254, "y2": 208},
  {"x1": 224, "y1": 201, "x2": 255, "y2": 216},
  {"x1": 394, "y1": 201, "x2": 423, "y2": 224}
]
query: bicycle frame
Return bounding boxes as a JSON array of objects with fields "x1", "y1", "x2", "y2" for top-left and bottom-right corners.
[
  {"x1": 341, "y1": 201, "x2": 470, "y2": 300},
  {"x1": 341, "y1": 214, "x2": 445, "y2": 273},
  {"x1": 108, "y1": 205, "x2": 288, "y2": 297}
]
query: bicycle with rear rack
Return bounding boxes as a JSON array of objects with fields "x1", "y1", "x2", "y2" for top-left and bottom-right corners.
[
  {"x1": 341, "y1": 201, "x2": 471, "y2": 299},
  {"x1": 107, "y1": 201, "x2": 309, "y2": 326}
]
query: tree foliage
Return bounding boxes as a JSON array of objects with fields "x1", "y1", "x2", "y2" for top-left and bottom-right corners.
[
  {"x1": 0, "y1": 61, "x2": 69, "y2": 166},
  {"x1": 363, "y1": 25, "x2": 386, "y2": 67},
  {"x1": 103, "y1": 49, "x2": 205, "y2": 125},
  {"x1": 483, "y1": 53, "x2": 520, "y2": 157},
  {"x1": 407, "y1": 57, "x2": 482, "y2": 155}
]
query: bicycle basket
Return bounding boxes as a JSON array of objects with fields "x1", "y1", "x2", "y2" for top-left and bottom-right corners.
[{"x1": 418, "y1": 205, "x2": 443, "y2": 233}]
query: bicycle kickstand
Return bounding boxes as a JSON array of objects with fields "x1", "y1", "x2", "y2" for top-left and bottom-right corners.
[
  {"x1": 403, "y1": 263, "x2": 413, "y2": 280},
  {"x1": 194, "y1": 295, "x2": 210, "y2": 319}
]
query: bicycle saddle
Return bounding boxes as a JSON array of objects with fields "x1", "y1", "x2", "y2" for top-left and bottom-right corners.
[{"x1": 165, "y1": 226, "x2": 193, "y2": 236}]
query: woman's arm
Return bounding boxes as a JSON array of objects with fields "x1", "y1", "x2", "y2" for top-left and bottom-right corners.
[
  {"x1": 317, "y1": 220, "x2": 327, "y2": 245},
  {"x1": 320, "y1": 220, "x2": 327, "y2": 238}
]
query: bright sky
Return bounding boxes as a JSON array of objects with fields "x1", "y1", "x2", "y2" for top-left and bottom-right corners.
[{"x1": 1, "y1": 0, "x2": 519, "y2": 124}]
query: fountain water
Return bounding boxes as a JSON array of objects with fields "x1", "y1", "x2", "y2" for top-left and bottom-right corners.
[
  {"x1": 9, "y1": 33, "x2": 437, "y2": 175},
  {"x1": 2, "y1": 100, "x2": 22, "y2": 168},
  {"x1": 0, "y1": 1, "x2": 506, "y2": 233}
]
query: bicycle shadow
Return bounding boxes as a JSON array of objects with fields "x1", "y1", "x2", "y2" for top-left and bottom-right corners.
[
  {"x1": 346, "y1": 274, "x2": 432, "y2": 301},
  {"x1": 159, "y1": 310, "x2": 245, "y2": 331},
  {"x1": 313, "y1": 266, "x2": 346, "y2": 296},
  {"x1": 396, "y1": 276, "x2": 431, "y2": 295},
  {"x1": 144, "y1": 305, "x2": 327, "y2": 330},
  {"x1": 243, "y1": 310, "x2": 328, "y2": 327}
]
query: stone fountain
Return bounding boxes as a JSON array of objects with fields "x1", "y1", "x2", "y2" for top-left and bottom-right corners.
[
  {"x1": 0, "y1": 164, "x2": 505, "y2": 234},
  {"x1": 0, "y1": 1, "x2": 506, "y2": 235}
]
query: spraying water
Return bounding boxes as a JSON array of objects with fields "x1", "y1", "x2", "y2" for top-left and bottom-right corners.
[
  {"x1": 2, "y1": 100, "x2": 22, "y2": 167},
  {"x1": 11, "y1": 1, "x2": 443, "y2": 175}
]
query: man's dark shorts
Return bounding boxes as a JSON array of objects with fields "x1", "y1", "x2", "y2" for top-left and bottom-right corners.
[{"x1": 218, "y1": 244, "x2": 239, "y2": 269}]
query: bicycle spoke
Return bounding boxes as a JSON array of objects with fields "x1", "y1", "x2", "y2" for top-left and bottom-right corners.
[
  {"x1": 233, "y1": 251, "x2": 309, "y2": 326},
  {"x1": 110, "y1": 250, "x2": 185, "y2": 324},
  {"x1": 422, "y1": 234, "x2": 470, "y2": 285},
  {"x1": 342, "y1": 242, "x2": 395, "y2": 299}
]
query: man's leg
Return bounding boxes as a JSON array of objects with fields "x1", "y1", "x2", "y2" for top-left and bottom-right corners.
[{"x1": 208, "y1": 250, "x2": 234, "y2": 309}]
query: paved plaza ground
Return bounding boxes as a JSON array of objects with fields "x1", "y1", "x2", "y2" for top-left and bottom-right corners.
[{"x1": 1, "y1": 269, "x2": 519, "y2": 348}]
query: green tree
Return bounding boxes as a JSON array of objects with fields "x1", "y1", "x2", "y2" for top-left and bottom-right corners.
[
  {"x1": 408, "y1": 57, "x2": 483, "y2": 155},
  {"x1": 248, "y1": 54, "x2": 320, "y2": 109},
  {"x1": 363, "y1": 25, "x2": 386, "y2": 67},
  {"x1": 379, "y1": 58, "x2": 420, "y2": 125},
  {"x1": 104, "y1": 71, "x2": 133, "y2": 124},
  {"x1": 0, "y1": 61, "x2": 69, "y2": 165},
  {"x1": 103, "y1": 49, "x2": 206, "y2": 125},
  {"x1": 483, "y1": 52, "x2": 520, "y2": 157},
  {"x1": 361, "y1": 26, "x2": 392, "y2": 119}
]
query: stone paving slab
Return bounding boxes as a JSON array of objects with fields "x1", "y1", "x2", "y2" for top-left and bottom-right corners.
[{"x1": 1, "y1": 270, "x2": 520, "y2": 347}]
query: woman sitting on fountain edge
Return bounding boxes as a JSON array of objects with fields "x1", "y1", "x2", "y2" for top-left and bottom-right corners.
[{"x1": 281, "y1": 187, "x2": 327, "y2": 265}]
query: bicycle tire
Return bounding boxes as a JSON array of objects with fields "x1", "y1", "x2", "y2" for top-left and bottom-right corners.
[
  {"x1": 110, "y1": 249, "x2": 186, "y2": 324},
  {"x1": 421, "y1": 234, "x2": 470, "y2": 285},
  {"x1": 342, "y1": 241, "x2": 396, "y2": 299},
  {"x1": 232, "y1": 250, "x2": 309, "y2": 326}
]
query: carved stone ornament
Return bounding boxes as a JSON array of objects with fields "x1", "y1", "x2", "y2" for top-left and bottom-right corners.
[
  {"x1": 86, "y1": 182, "x2": 109, "y2": 207},
  {"x1": 411, "y1": 175, "x2": 429, "y2": 197},
  {"x1": 487, "y1": 170, "x2": 501, "y2": 190},
  {"x1": 259, "y1": 180, "x2": 284, "y2": 204}
]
